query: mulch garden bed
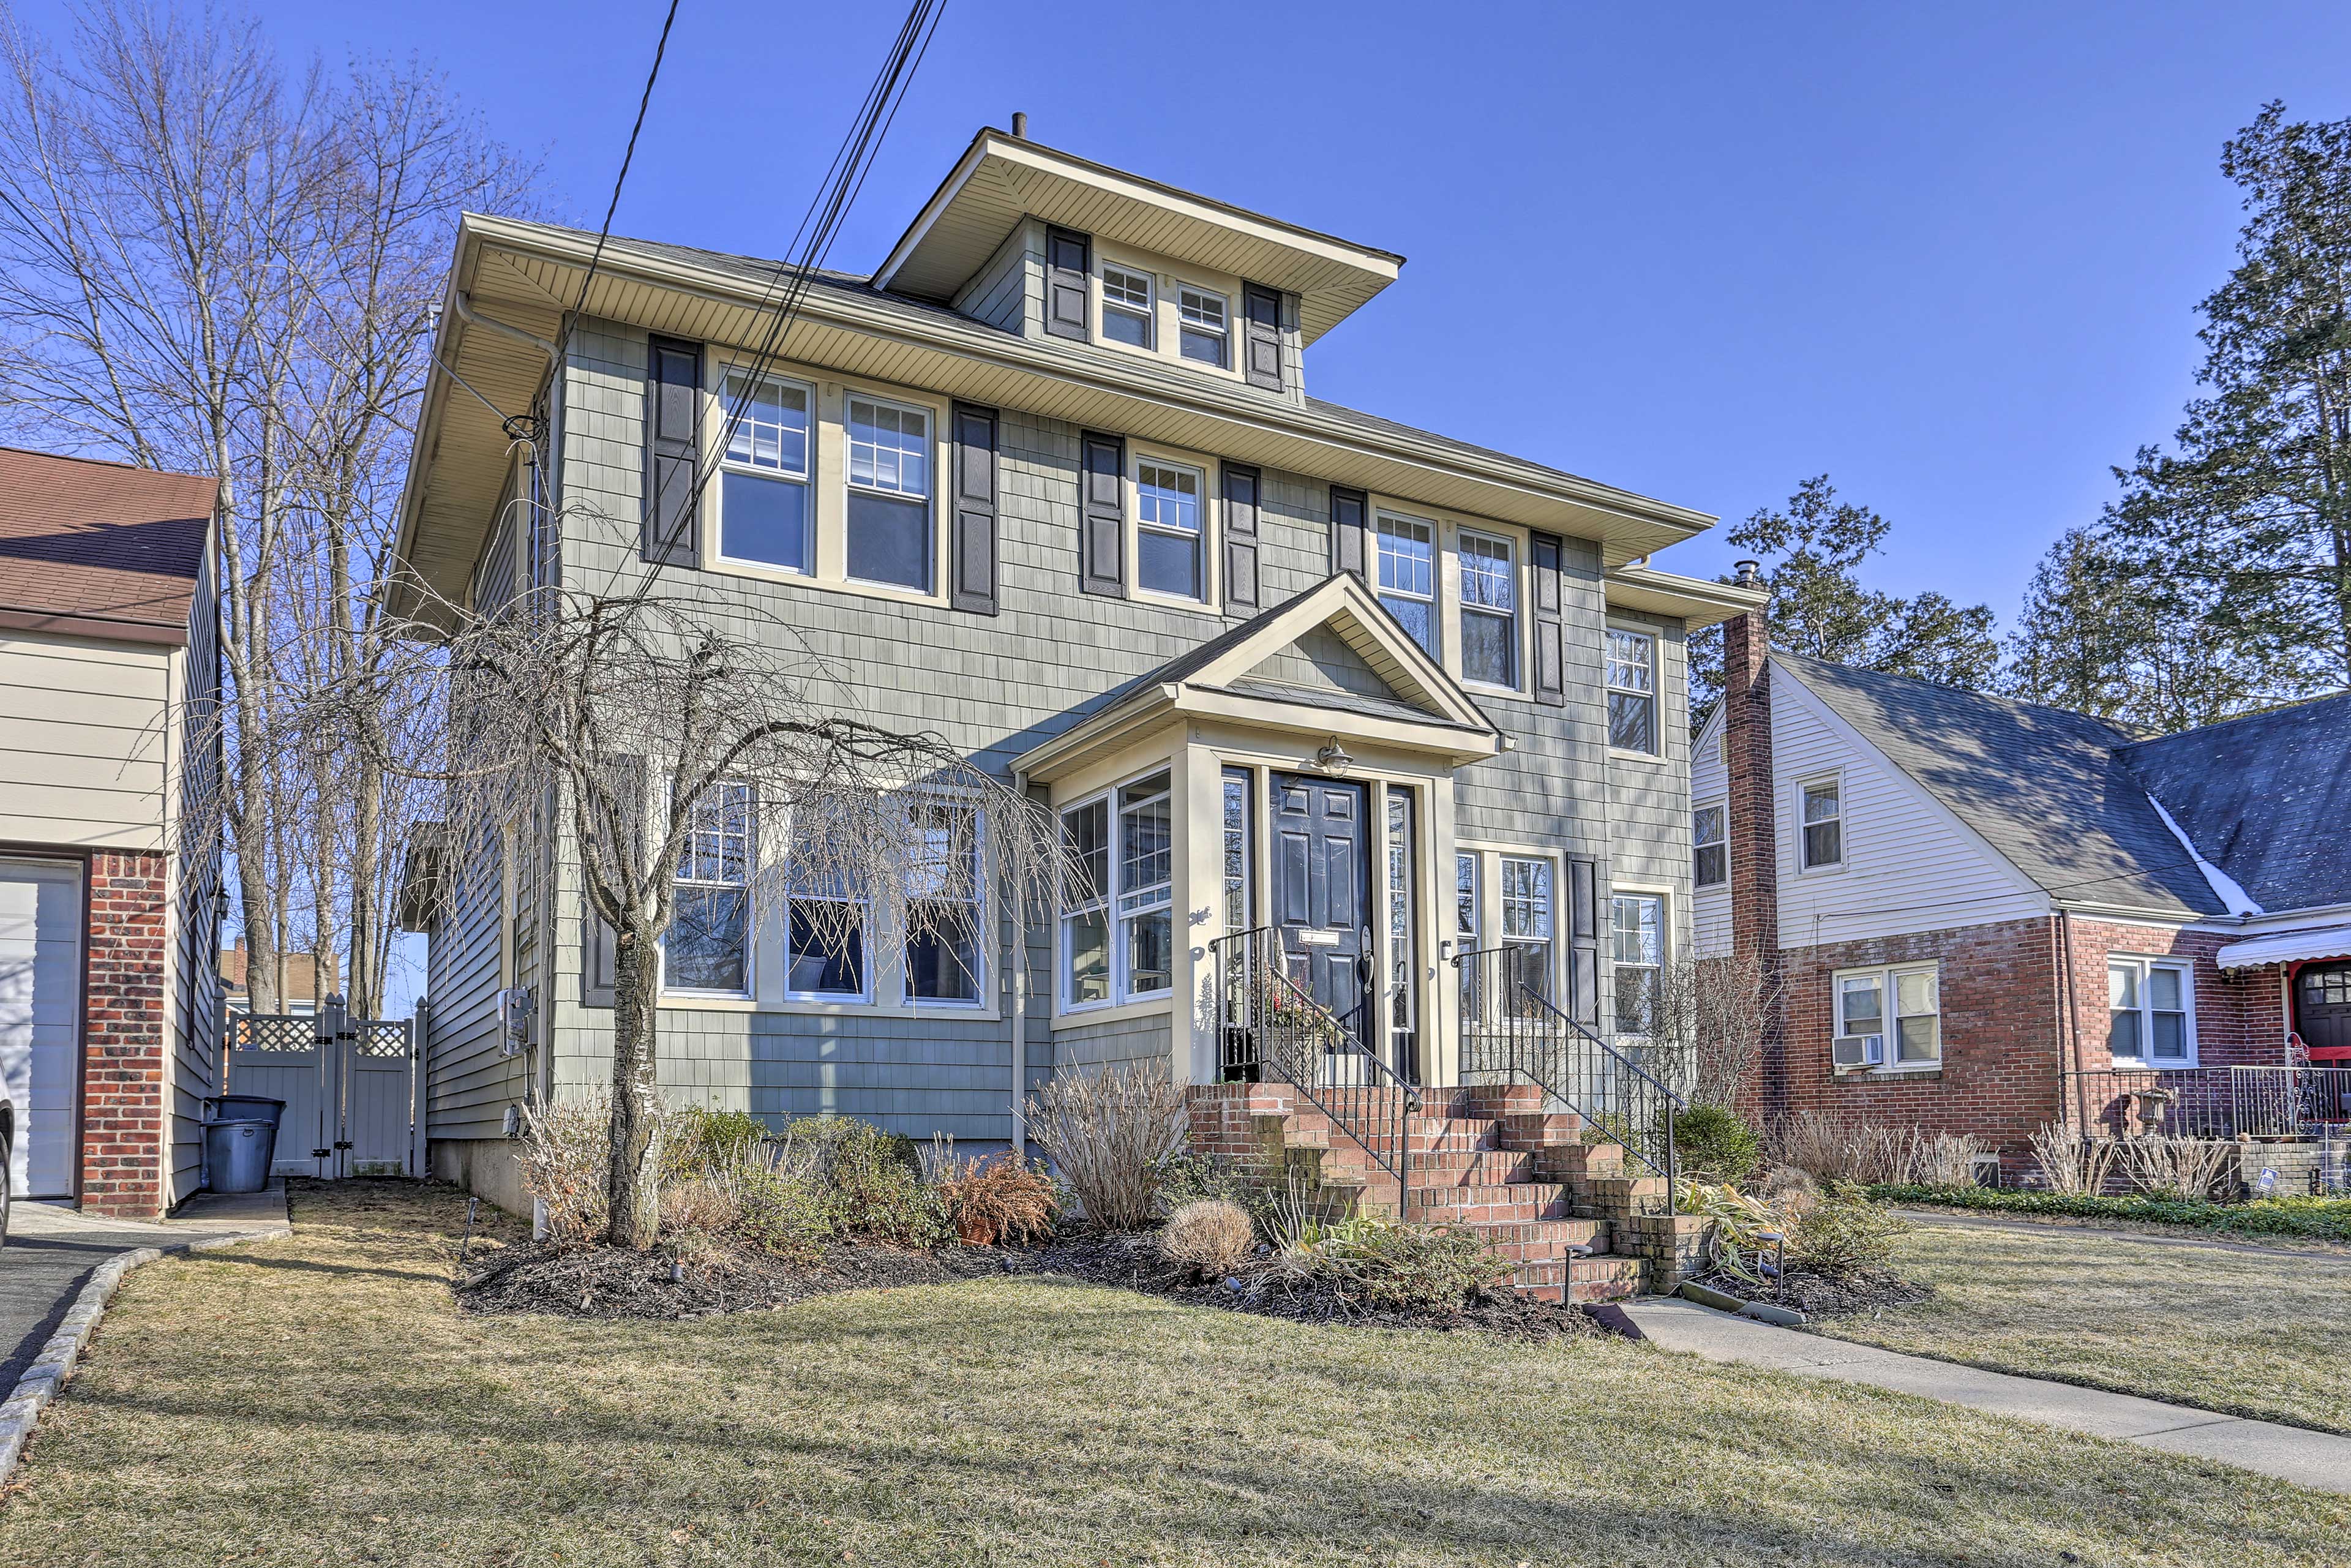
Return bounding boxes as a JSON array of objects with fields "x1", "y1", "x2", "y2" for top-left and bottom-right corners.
[
  {"x1": 457, "y1": 1230, "x2": 1600, "y2": 1341},
  {"x1": 1691, "y1": 1266, "x2": 1932, "y2": 1319}
]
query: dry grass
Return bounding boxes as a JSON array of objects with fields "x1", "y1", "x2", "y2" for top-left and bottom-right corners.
[
  {"x1": 2, "y1": 1181, "x2": 2345, "y2": 1567},
  {"x1": 1812, "y1": 1220, "x2": 2351, "y2": 1434},
  {"x1": 1771, "y1": 1112, "x2": 1984, "y2": 1188}
]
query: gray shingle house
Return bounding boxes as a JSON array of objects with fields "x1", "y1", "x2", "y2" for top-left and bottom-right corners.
[{"x1": 392, "y1": 126, "x2": 1758, "y2": 1228}]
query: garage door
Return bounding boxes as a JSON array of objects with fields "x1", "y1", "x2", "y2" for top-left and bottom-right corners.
[{"x1": 0, "y1": 858, "x2": 82, "y2": 1199}]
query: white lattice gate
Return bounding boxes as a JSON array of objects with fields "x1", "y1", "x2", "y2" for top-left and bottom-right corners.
[{"x1": 223, "y1": 996, "x2": 418, "y2": 1180}]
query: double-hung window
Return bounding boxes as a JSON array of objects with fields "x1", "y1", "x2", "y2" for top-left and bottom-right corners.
[
  {"x1": 667, "y1": 782, "x2": 752, "y2": 995},
  {"x1": 1834, "y1": 963, "x2": 1940, "y2": 1067},
  {"x1": 1459, "y1": 532, "x2": 1518, "y2": 687},
  {"x1": 1135, "y1": 460, "x2": 1204, "y2": 599},
  {"x1": 1101, "y1": 264, "x2": 1154, "y2": 348},
  {"x1": 845, "y1": 395, "x2": 932, "y2": 591},
  {"x1": 718, "y1": 370, "x2": 812, "y2": 572},
  {"x1": 785, "y1": 822, "x2": 866, "y2": 1000},
  {"x1": 1059, "y1": 770, "x2": 1176, "y2": 1009},
  {"x1": 1611, "y1": 893, "x2": 1663, "y2": 1034},
  {"x1": 905, "y1": 804, "x2": 984, "y2": 1006},
  {"x1": 1455, "y1": 852, "x2": 1480, "y2": 1027},
  {"x1": 1375, "y1": 512, "x2": 1437, "y2": 654},
  {"x1": 1799, "y1": 776, "x2": 1843, "y2": 869},
  {"x1": 1607, "y1": 629, "x2": 1658, "y2": 753},
  {"x1": 1499, "y1": 854, "x2": 1553, "y2": 998},
  {"x1": 2109, "y1": 958, "x2": 2193, "y2": 1065},
  {"x1": 1693, "y1": 802, "x2": 1728, "y2": 888},
  {"x1": 1177, "y1": 286, "x2": 1228, "y2": 367}
]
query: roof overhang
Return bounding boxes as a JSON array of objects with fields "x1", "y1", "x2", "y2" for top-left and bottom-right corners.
[
  {"x1": 872, "y1": 129, "x2": 1402, "y2": 346},
  {"x1": 2217, "y1": 924, "x2": 2351, "y2": 971},
  {"x1": 392, "y1": 216, "x2": 1715, "y2": 629},
  {"x1": 1012, "y1": 574, "x2": 1504, "y2": 783},
  {"x1": 1605, "y1": 564, "x2": 1767, "y2": 628}
]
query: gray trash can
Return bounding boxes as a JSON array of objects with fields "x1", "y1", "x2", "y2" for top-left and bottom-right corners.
[
  {"x1": 207, "y1": 1095, "x2": 285, "y2": 1128},
  {"x1": 204, "y1": 1118, "x2": 276, "y2": 1194}
]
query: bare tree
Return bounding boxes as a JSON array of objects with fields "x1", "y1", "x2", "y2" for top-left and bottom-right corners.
[
  {"x1": 378, "y1": 554, "x2": 1073, "y2": 1248},
  {"x1": 1648, "y1": 950, "x2": 1780, "y2": 1111},
  {"x1": 0, "y1": 2, "x2": 536, "y2": 1013}
]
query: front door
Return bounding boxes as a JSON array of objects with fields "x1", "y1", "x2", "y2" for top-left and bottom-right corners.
[
  {"x1": 1270, "y1": 774, "x2": 1370, "y2": 1040},
  {"x1": 2299, "y1": 961, "x2": 2351, "y2": 1056},
  {"x1": 0, "y1": 858, "x2": 83, "y2": 1199}
]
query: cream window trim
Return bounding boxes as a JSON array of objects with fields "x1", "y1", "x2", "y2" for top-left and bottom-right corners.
[
  {"x1": 1392, "y1": 501, "x2": 1535, "y2": 700},
  {"x1": 709, "y1": 365, "x2": 817, "y2": 577},
  {"x1": 1604, "y1": 621, "x2": 1662, "y2": 759},
  {"x1": 1127, "y1": 443, "x2": 1221, "y2": 610},
  {"x1": 1086, "y1": 238, "x2": 1250, "y2": 385},
  {"x1": 1056, "y1": 763, "x2": 1177, "y2": 1017},
  {"x1": 1609, "y1": 884, "x2": 1671, "y2": 1038},
  {"x1": 699, "y1": 355, "x2": 951, "y2": 609},
  {"x1": 2107, "y1": 953, "x2": 2199, "y2": 1068},
  {"x1": 1455, "y1": 527, "x2": 1523, "y2": 696}
]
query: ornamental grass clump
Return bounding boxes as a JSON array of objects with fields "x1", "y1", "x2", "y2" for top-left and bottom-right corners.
[
  {"x1": 2028, "y1": 1122, "x2": 2118, "y2": 1195},
  {"x1": 937, "y1": 1152, "x2": 1060, "y2": 1246},
  {"x1": 1160, "y1": 1199, "x2": 1258, "y2": 1279},
  {"x1": 517, "y1": 1093, "x2": 612, "y2": 1247},
  {"x1": 1026, "y1": 1061, "x2": 1189, "y2": 1231}
]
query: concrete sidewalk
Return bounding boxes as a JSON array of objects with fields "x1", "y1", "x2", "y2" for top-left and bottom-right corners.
[
  {"x1": 1624, "y1": 1297, "x2": 2351, "y2": 1495},
  {"x1": 2, "y1": 1184, "x2": 290, "y2": 1391}
]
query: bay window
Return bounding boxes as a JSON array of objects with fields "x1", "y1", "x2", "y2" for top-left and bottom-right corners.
[
  {"x1": 718, "y1": 370, "x2": 812, "y2": 572},
  {"x1": 2109, "y1": 958, "x2": 2194, "y2": 1065},
  {"x1": 844, "y1": 395, "x2": 932, "y2": 591},
  {"x1": 1060, "y1": 769, "x2": 1175, "y2": 1009}
]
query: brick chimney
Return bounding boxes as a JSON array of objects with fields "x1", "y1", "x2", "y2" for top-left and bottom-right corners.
[{"x1": 1723, "y1": 561, "x2": 1786, "y2": 1118}]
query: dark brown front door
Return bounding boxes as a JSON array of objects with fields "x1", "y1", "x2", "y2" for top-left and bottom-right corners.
[{"x1": 2298, "y1": 961, "x2": 2351, "y2": 1055}]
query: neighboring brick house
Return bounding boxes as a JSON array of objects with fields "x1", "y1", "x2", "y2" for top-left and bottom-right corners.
[
  {"x1": 219, "y1": 939, "x2": 323, "y2": 1017},
  {"x1": 388, "y1": 119, "x2": 1763, "y2": 1283},
  {"x1": 0, "y1": 447, "x2": 223, "y2": 1218},
  {"x1": 1693, "y1": 576, "x2": 2351, "y2": 1171}
]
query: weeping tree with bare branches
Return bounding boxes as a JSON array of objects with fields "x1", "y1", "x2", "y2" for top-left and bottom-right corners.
[{"x1": 372, "y1": 560, "x2": 1074, "y2": 1248}]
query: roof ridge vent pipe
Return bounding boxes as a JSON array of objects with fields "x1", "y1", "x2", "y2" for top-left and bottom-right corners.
[
  {"x1": 1733, "y1": 559, "x2": 1763, "y2": 588},
  {"x1": 1011, "y1": 111, "x2": 1029, "y2": 140}
]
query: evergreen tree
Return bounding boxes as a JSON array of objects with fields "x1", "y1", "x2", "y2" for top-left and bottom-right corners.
[
  {"x1": 2107, "y1": 101, "x2": 2351, "y2": 697},
  {"x1": 1689, "y1": 475, "x2": 1998, "y2": 730}
]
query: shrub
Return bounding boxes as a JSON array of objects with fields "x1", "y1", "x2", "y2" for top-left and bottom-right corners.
[
  {"x1": 1309, "y1": 1218, "x2": 1513, "y2": 1311},
  {"x1": 1673, "y1": 1105, "x2": 1761, "y2": 1185},
  {"x1": 938, "y1": 1154, "x2": 1060, "y2": 1246},
  {"x1": 1910, "y1": 1132, "x2": 1985, "y2": 1188},
  {"x1": 1153, "y1": 1150, "x2": 1262, "y2": 1217},
  {"x1": 732, "y1": 1171, "x2": 845, "y2": 1263},
  {"x1": 1161, "y1": 1199, "x2": 1258, "y2": 1278},
  {"x1": 1867, "y1": 1184, "x2": 2351, "y2": 1240},
  {"x1": 517, "y1": 1093, "x2": 611, "y2": 1246},
  {"x1": 2027, "y1": 1123, "x2": 2117, "y2": 1195},
  {"x1": 1677, "y1": 1182, "x2": 1791, "y2": 1285},
  {"x1": 769, "y1": 1116, "x2": 949, "y2": 1247},
  {"x1": 1026, "y1": 1061, "x2": 1189, "y2": 1231},
  {"x1": 666, "y1": 1106, "x2": 771, "y2": 1181},
  {"x1": 2120, "y1": 1136, "x2": 2235, "y2": 1201},
  {"x1": 1787, "y1": 1182, "x2": 1910, "y2": 1278}
]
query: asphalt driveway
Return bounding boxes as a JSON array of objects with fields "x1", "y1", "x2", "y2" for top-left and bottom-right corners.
[{"x1": 2, "y1": 1185, "x2": 288, "y2": 1392}]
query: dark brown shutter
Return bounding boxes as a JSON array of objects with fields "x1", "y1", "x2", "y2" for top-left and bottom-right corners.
[
  {"x1": 1329, "y1": 484, "x2": 1367, "y2": 580},
  {"x1": 642, "y1": 336, "x2": 701, "y2": 565},
  {"x1": 582, "y1": 913, "x2": 616, "y2": 1007},
  {"x1": 1567, "y1": 855, "x2": 1603, "y2": 1028},
  {"x1": 1531, "y1": 530, "x2": 1567, "y2": 707},
  {"x1": 1242, "y1": 283, "x2": 1283, "y2": 391},
  {"x1": 1079, "y1": 431, "x2": 1125, "y2": 597},
  {"x1": 1221, "y1": 462, "x2": 1261, "y2": 616},
  {"x1": 1046, "y1": 227, "x2": 1090, "y2": 342},
  {"x1": 950, "y1": 402, "x2": 1000, "y2": 615}
]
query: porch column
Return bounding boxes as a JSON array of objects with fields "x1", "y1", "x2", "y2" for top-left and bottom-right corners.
[{"x1": 1179, "y1": 737, "x2": 1221, "y2": 1086}]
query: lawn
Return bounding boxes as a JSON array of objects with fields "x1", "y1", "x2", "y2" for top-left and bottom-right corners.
[
  {"x1": 0, "y1": 1184, "x2": 2343, "y2": 1567},
  {"x1": 1811, "y1": 1220, "x2": 2351, "y2": 1434}
]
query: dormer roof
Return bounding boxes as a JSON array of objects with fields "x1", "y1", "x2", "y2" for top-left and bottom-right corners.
[{"x1": 872, "y1": 127, "x2": 1403, "y2": 346}]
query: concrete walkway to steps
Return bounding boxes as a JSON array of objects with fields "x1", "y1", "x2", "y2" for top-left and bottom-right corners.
[{"x1": 1623, "y1": 1297, "x2": 2351, "y2": 1496}]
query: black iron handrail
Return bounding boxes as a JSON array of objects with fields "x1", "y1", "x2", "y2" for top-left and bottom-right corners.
[
  {"x1": 2068, "y1": 1064, "x2": 2351, "y2": 1140},
  {"x1": 1212, "y1": 925, "x2": 1420, "y2": 1197},
  {"x1": 1452, "y1": 945, "x2": 1682, "y2": 1211}
]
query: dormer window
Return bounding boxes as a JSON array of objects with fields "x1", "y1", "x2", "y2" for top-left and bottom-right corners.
[
  {"x1": 1177, "y1": 286, "x2": 1229, "y2": 367},
  {"x1": 1101, "y1": 264, "x2": 1154, "y2": 348}
]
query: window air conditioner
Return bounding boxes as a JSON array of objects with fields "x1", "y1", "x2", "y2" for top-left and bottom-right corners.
[{"x1": 1832, "y1": 1033, "x2": 1885, "y2": 1069}]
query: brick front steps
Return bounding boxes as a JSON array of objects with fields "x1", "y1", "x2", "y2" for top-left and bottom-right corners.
[{"x1": 1188, "y1": 1082, "x2": 1705, "y2": 1302}]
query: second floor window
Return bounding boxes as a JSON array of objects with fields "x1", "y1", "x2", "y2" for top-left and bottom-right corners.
[
  {"x1": 1800, "y1": 777, "x2": 1843, "y2": 869},
  {"x1": 846, "y1": 396, "x2": 931, "y2": 591},
  {"x1": 1101, "y1": 264, "x2": 1153, "y2": 347},
  {"x1": 1374, "y1": 513, "x2": 1436, "y2": 653},
  {"x1": 1178, "y1": 287, "x2": 1228, "y2": 367},
  {"x1": 667, "y1": 783, "x2": 752, "y2": 996},
  {"x1": 1693, "y1": 802, "x2": 1727, "y2": 888},
  {"x1": 1607, "y1": 629, "x2": 1657, "y2": 753},
  {"x1": 1136, "y1": 460, "x2": 1204, "y2": 599},
  {"x1": 1460, "y1": 532, "x2": 1518, "y2": 687},
  {"x1": 719, "y1": 370, "x2": 812, "y2": 572}
]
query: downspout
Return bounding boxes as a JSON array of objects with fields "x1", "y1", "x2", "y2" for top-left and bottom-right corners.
[
  {"x1": 2057, "y1": 910, "x2": 2083, "y2": 1131},
  {"x1": 452, "y1": 291, "x2": 560, "y2": 373}
]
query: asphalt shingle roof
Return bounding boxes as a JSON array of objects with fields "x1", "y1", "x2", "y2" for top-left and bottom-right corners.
[
  {"x1": 1772, "y1": 653, "x2": 2221, "y2": 918},
  {"x1": 0, "y1": 447, "x2": 214, "y2": 637},
  {"x1": 2121, "y1": 692, "x2": 2351, "y2": 915}
]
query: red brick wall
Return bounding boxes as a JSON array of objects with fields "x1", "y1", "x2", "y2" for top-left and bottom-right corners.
[
  {"x1": 1779, "y1": 916, "x2": 2068, "y2": 1166},
  {"x1": 79, "y1": 850, "x2": 170, "y2": 1218},
  {"x1": 2060, "y1": 919, "x2": 2290, "y2": 1073}
]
